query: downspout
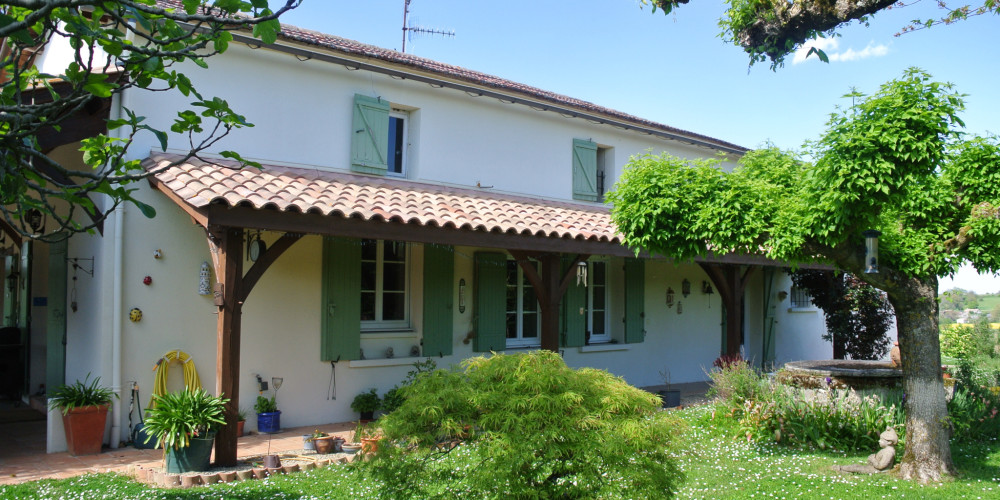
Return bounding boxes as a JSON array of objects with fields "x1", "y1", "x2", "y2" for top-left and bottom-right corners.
[{"x1": 108, "y1": 91, "x2": 125, "y2": 449}]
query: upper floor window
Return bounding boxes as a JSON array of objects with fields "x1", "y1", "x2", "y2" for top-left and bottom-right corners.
[
  {"x1": 351, "y1": 94, "x2": 409, "y2": 177},
  {"x1": 387, "y1": 110, "x2": 407, "y2": 176},
  {"x1": 506, "y1": 259, "x2": 540, "y2": 347},
  {"x1": 361, "y1": 239, "x2": 409, "y2": 330},
  {"x1": 572, "y1": 138, "x2": 611, "y2": 202}
]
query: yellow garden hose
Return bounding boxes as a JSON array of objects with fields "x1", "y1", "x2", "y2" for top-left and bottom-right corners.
[{"x1": 149, "y1": 349, "x2": 202, "y2": 408}]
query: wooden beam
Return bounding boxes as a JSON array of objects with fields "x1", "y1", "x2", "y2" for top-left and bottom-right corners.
[
  {"x1": 0, "y1": 219, "x2": 23, "y2": 248},
  {"x1": 208, "y1": 227, "x2": 244, "y2": 467},
  {"x1": 149, "y1": 177, "x2": 209, "y2": 228},
  {"x1": 508, "y1": 251, "x2": 587, "y2": 352},
  {"x1": 239, "y1": 233, "x2": 302, "y2": 303},
  {"x1": 699, "y1": 263, "x2": 756, "y2": 356}
]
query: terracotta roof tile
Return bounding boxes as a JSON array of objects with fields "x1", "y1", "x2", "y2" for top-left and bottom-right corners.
[{"x1": 145, "y1": 154, "x2": 622, "y2": 245}]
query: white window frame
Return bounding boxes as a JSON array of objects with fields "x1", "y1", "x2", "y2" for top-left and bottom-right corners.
[
  {"x1": 387, "y1": 109, "x2": 408, "y2": 177},
  {"x1": 361, "y1": 239, "x2": 410, "y2": 331},
  {"x1": 506, "y1": 258, "x2": 541, "y2": 348},
  {"x1": 585, "y1": 259, "x2": 611, "y2": 344}
]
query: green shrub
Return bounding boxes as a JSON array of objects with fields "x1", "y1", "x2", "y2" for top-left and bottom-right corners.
[
  {"x1": 368, "y1": 351, "x2": 685, "y2": 499},
  {"x1": 742, "y1": 389, "x2": 904, "y2": 451},
  {"x1": 382, "y1": 358, "x2": 437, "y2": 415},
  {"x1": 707, "y1": 358, "x2": 772, "y2": 411},
  {"x1": 350, "y1": 388, "x2": 381, "y2": 414},
  {"x1": 143, "y1": 388, "x2": 228, "y2": 450},
  {"x1": 48, "y1": 374, "x2": 116, "y2": 414},
  {"x1": 253, "y1": 395, "x2": 277, "y2": 414}
]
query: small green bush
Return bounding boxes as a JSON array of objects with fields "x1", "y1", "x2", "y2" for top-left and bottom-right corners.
[
  {"x1": 253, "y1": 395, "x2": 277, "y2": 414},
  {"x1": 143, "y1": 388, "x2": 228, "y2": 450},
  {"x1": 368, "y1": 351, "x2": 685, "y2": 499},
  {"x1": 707, "y1": 358, "x2": 771, "y2": 411},
  {"x1": 350, "y1": 388, "x2": 381, "y2": 414},
  {"x1": 48, "y1": 374, "x2": 116, "y2": 414}
]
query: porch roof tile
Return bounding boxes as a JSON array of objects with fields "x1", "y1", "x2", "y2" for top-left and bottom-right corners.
[{"x1": 145, "y1": 153, "x2": 623, "y2": 244}]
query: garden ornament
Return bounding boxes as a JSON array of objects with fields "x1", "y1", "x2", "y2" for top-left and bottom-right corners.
[{"x1": 833, "y1": 426, "x2": 898, "y2": 474}]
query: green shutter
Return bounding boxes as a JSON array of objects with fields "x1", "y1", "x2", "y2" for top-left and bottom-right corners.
[
  {"x1": 321, "y1": 237, "x2": 362, "y2": 361},
  {"x1": 624, "y1": 258, "x2": 645, "y2": 344},
  {"x1": 572, "y1": 138, "x2": 599, "y2": 202},
  {"x1": 351, "y1": 94, "x2": 390, "y2": 175},
  {"x1": 560, "y1": 256, "x2": 586, "y2": 347},
  {"x1": 422, "y1": 244, "x2": 454, "y2": 357},
  {"x1": 474, "y1": 252, "x2": 507, "y2": 352}
]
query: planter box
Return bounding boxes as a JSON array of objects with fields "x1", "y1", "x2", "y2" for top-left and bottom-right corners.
[
  {"x1": 62, "y1": 404, "x2": 109, "y2": 456},
  {"x1": 165, "y1": 433, "x2": 216, "y2": 473}
]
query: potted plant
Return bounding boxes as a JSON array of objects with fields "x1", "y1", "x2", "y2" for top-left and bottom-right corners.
[
  {"x1": 308, "y1": 429, "x2": 335, "y2": 453},
  {"x1": 351, "y1": 388, "x2": 381, "y2": 421},
  {"x1": 48, "y1": 374, "x2": 117, "y2": 456},
  {"x1": 658, "y1": 369, "x2": 681, "y2": 408},
  {"x1": 236, "y1": 407, "x2": 247, "y2": 437},
  {"x1": 142, "y1": 387, "x2": 228, "y2": 473},
  {"x1": 254, "y1": 395, "x2": 280, "y2": 433}
]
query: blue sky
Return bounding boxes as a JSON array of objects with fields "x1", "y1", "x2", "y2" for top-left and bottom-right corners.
[{"x1": 277, "y1": 1, "x2": 999, "y2": 293}]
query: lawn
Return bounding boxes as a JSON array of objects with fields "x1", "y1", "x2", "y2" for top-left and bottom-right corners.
[{"x1": 3, "y1": 405, "x2": 998, "y2": 499}]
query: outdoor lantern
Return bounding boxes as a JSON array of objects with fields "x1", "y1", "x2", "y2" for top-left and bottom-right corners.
[
  {"x1": 25, "y1": 208, "x2": 44, "y2": 234},
  {"x1": 864, "y1": 230, "x2": 881, "y2": 274},
  {"x1": 665, "y1": 287, "x2": 675, "y2": 308},
  {"x1": 576, "y1": 260, "x2": 588, "y2": 287},
  {"x1": 702, "y1": 281, "x2": 714, "y2": 295},
  {"x1": 681, "y1": 279, "x2": 691, "y2": 298}
]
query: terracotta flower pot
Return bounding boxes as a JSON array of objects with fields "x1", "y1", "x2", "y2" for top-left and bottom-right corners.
[
  {"x1": 62, "y1": 404, "x2": 109, "y2": 456},
  {"x1": 361, "y1": 436, "x2": 381, "y2": 454},
  {"x1": 236, "y1": 420, "x2": 245, "y2": 437},
  {"x1": 314, "y1": 436, "x2": 334, "y2": 454}
]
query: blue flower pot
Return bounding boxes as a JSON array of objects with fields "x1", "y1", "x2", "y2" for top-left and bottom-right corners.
[{"x1": 257, "y1": 411, "x2": 281, "y2": 433}]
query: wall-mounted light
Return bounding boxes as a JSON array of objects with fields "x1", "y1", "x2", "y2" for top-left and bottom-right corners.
[
  {"x1": 576, "y1": 261, "x2": 588, "y2": 287},
  {"x1": 864, "y1": 230, "x2": 881, "y2": 274},
  {"x1": 458, "y1": 278, "x2": 466, "y2": 314},
  {"x1": 702, "y1": 281, "x2": 714, "y2": 295},
  {"x1": 665, "y1": 287, "x2": 675, "y2": 308},
  {"x1": 25, "y1": 208, "x2": 45, "y2": 234},
  {"x1": 681, "y1": 279, "x2": 691, "y2": 298}
]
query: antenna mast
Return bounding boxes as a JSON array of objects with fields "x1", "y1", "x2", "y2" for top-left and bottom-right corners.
[{"x1": 401, "y1": 0, "x2": 454, "y2": 53}]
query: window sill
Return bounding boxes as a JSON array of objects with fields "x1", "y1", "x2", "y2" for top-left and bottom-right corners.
[
  {"x1": 361, "y1": 330, "x2": 417, "y2": 339},
  {"x1": 504, "y1": 344, "x2": 541, "y2": 352},
  {"x1": 349, "y1": 357, "x2": 421, "y2": 368},
  {"x1": 787, "y1": 307, "x2": 818, "y2": 313},
  {"x1": 579, "y1": 344, "x2": 630, "y2": 353}
]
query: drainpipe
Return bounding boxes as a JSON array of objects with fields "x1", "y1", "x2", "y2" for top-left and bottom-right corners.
[{"x1": 108, "y1": 91, "x2": 125, "y2": 449}]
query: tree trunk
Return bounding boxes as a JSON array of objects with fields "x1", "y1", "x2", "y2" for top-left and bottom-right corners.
[{"x1": 888, "y1": 277, "x2": 955, "y2": 482}]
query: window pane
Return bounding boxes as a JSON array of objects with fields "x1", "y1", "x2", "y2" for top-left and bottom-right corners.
[
  {"x1": 361, "y1": 292, "x2": 375, "y2": 321},
  {"x1": 506, "y1": 286, "x2": 517, "y2": 313},
  {"x1": 522, "y1": 312, "x2": 538, "y2": 338},
  {"x1": 384, "y1": 241, "x2": 406, "y2": 262},
  {"x1": 383, "y1": 262, "x2": 406, "y2": 292},
  {"x1": 523, "y1": 286, "x2": 537, "y2": 312},
  {"x1": 388, "y1": 116, "x2": 404, "y2": 174},
  {"x1": 506, "y1": 260, "x2": 518, "y2": 285},
  {"x1": 361, "y1": 262, "x2": 376, "y2": 291},
  {"x1": 383, "y1": 292, "x2": 405, "y2": 321},
  {"x1": 506, "y1": 313, "x2": 517, "y2": 339},
  {"x1": 592, "y1": 287, "x2": 605, "y2": 310},
  {"x1": 592, "y1": 312, "x2": 606, "y2": 335},
  {"x1": 593, "y1": 262, "x2": 606, "y2": 284},
  {"x1": 361, "y1": 239, "x2": 377, "y2": 260}
]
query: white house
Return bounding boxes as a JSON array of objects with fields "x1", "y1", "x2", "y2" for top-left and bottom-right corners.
[{"x1": 0, "y1": 2, "x2": 866, "y2": 462}]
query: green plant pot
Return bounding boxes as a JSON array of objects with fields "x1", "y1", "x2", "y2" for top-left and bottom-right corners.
[{"x1": 164, "y1": 432, "x2": 216, "y2": 473}]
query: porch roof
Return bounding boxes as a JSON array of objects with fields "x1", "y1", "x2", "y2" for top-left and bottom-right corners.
[
  {"x1": 145, "y1": 153, "x2": 814, "y2": 267},
  {"x1": 145, "y1": 153, "x2": 638, "y2": 256}
]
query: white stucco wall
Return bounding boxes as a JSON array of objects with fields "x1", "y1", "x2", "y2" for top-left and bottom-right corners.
[{"x1": 37, "y1": 38, "x2": 837, "y2": 443}]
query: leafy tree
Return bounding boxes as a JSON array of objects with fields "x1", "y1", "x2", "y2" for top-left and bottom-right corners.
[
  {"x1": 608, "y1": 68, "x2": 1000, "y2": 482},
  {"x1": 0, "y1": 0, "x2": 299, "y2": 241},
  {"x1": 370, "y1": 351, "x2": 685, "y2": 498},
  {"x1": 790, "y1": 269, "x2": 894, "y2": 360},
  {"x1": 640, "y1": 0, "x2": 999, "y2": 68}
]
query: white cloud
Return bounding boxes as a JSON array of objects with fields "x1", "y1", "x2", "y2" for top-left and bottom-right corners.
[{"x1": 792, "y1": 39, "x2": 889, "y2": 64}]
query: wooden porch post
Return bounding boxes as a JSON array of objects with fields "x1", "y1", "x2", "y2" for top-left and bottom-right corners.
[
  {"x1": 510, "y1": 252, "x2": 587, "y2": 353},
  {"x1": 700, "y1": 263, "x2": 753, "y2": 357},
  {"x1": 209, "y1": 227, "x2": 243, "y2": 467}
]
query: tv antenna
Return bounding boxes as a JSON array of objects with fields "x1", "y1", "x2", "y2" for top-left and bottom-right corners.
[{"x1": 401, "y1": 0, "x2": 454, "y2": 53}]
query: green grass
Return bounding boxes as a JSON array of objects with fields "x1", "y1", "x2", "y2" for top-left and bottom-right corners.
[{"x1": 3, "y1": 406, "x2": 999, "y2": 499}]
